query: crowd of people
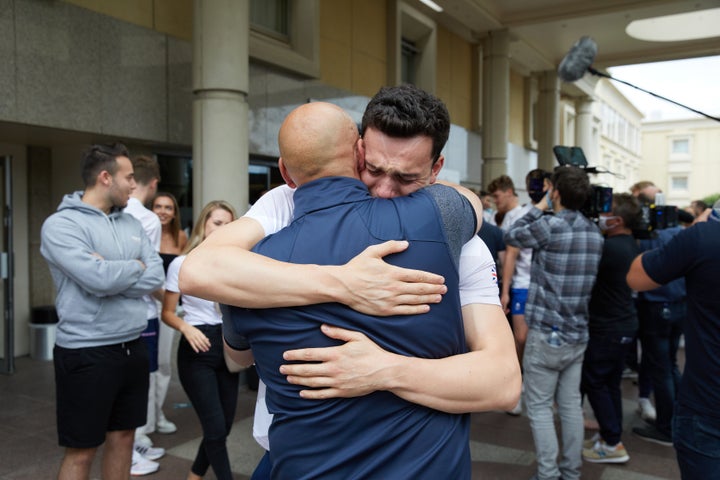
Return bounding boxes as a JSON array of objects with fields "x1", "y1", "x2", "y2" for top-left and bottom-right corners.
[
  {"x1": 39, "y1": 84, "x2": 717, "y2": 480},
  {"x1": 483, "y1": 170, "x2": 717, "y2": 479}
]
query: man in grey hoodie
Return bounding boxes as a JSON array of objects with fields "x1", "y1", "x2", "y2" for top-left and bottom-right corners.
[{"x1": 40, "y1": 143, "x2": 165, "y2": 479}]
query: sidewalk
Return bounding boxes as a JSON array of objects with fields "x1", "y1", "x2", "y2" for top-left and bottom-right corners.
[{"x1": 0, "y1": 356, "x2": 680, "y2": 479}]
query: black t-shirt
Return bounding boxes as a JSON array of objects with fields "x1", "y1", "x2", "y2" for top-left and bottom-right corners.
[
  {"x1": 477, "y1": 221, "x2": 505, "y2": 265},
  {"x1": 588, "y1": 234, "x2": 639, "y2": 336}
]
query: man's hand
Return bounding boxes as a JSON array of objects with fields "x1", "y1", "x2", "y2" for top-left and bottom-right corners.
[
  {"x1": 281, "y1": 324, "x2": 396, "y2": 399},
  {"x1": 333, "y1": 240, "x2": 447, "y2": 316},
  {"x1": 500, "y1": 290, "x2": 511, "y2": 315}
]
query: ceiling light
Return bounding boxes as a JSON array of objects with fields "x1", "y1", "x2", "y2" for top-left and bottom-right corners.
[
  {"x1": 627, "y1": 7, "x2": 720, "y2": 42},
  {"x1": 419, "y1": 0, "x2": 443, "y2": 13}
]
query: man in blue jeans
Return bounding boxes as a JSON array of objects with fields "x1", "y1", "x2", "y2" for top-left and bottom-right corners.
[
  {"x1": 627, "y1": 205, "x2": 720, "y2": 479},
  {"x1": 504, "y1": 166, "x2": 603, "y2": 480}
]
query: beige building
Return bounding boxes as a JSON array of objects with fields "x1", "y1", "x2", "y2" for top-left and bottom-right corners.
[{"x1": 639, "y1": 117, "x2": 720, "y2": 208}]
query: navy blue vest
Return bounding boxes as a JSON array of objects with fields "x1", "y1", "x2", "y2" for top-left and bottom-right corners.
[{"x1": 228, "y1": 177, "x2": 471, "y2": 479}]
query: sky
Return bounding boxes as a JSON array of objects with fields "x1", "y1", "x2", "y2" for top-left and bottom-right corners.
[{"x1": 607, "y1": 55, "x2": 720, "y2": 121}]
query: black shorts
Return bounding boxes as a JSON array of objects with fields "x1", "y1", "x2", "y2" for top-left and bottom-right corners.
[{"x1": 54, "y1": 338, "x2": 149, "y2": 448}]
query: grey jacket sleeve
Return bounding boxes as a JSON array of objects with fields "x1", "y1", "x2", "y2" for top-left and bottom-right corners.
[
  {"x1": 41, "y1": 215, "x2": 146, "y2": 297},
  {"x1": 123, "y1": 232, "x2": 165, "y2": 298}
]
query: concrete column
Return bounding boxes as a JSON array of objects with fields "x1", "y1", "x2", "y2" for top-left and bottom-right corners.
[
  {"x1": 193, "y1": 0, "x2": 249, "y2": 217},
  {"x1": 575, "y1": 96, "x2": 595, "y2": 165},
  {"x1": 536, "y1": 70, "x2": 560, "y2": 172},
  {"x1": 481, "y1": 30, "x2": 509, "y2": 185}
]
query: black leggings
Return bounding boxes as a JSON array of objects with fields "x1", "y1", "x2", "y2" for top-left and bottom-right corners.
[{"x1": 177, "y1": 324, "x2": 239, "y2": 480}]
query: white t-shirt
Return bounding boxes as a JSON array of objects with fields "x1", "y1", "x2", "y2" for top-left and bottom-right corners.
[
  {"x1": 124, "y1": 197, "x2": 161, "y2": 320},
  {"x1": 245, "y1": 184, "x2": 500, "y2": 450},
  {"x1": 499, "y1": 203, "x2": 533, "y2": 289},
  {"x1": 166, "y1": 255, "x2": 222, "y2": 326}
]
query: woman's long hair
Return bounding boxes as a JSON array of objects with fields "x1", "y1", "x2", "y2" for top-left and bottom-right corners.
[
  {"x1": 182, "y1": 200, "x2": 237, "y2": 255},
  {"x1": 153, "y1": 192, "x2": 183, "y2": 249}
]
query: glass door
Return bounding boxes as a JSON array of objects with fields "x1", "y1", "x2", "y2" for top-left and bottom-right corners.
[{"x1": 0, "y1": 155, "x2": 14, "y2": 374}]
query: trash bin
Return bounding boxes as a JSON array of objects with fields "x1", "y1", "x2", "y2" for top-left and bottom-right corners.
[{"x1": 29, "y1": 306, "x2": 58, "y2": 361}]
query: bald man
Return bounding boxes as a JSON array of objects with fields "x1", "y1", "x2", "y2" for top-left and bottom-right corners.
[{"x1": 222, "y1": 102, "x2": 480, "y2": 479}]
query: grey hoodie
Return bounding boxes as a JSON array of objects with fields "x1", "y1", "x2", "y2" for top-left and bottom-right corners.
[{"x1": 41, "y1": 191, "x2": 165, "y2": 348}]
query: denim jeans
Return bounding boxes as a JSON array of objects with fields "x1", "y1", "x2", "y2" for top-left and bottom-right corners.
[
  {"x1": 178, "y1": 324, "x2": 239, "y2": 480},
  {"x1": 673, "y1": 404, "x2": 720, "y2": 479},
  {"x1": 524, "y1": 328, "x2": 587, "y2": 480},
  {"x1": 581, "y1": 333, "x2": 634, "y2": 445},
  {"x1": 638, "y1": 300, "x2": 685, "y2": 436}
]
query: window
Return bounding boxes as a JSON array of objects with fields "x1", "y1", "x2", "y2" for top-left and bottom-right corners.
[
  {"x1": 672, "y1": 138, "x2": 689, "y2": 154},
  {"x1": 388, "y1": 3, "x2": 437, "y2": 91},
  {"x1": 250, "y1": 0, "x2": 289, "y2": 40},
  {"x1": 249, "y1": 0, "x2": 319, "y2": 78},
  {"x1": 671, "y1": 176, "x2": 688, "y2": 191},
  {"x1": 401, "y1": 38, "x2": 419, "y2": 85}
]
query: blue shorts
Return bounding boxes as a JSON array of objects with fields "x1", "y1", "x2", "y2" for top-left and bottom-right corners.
[
  {"x1": 140, "y1": 318, "x2": 159, "y2": 372},
  {"x1": 510, "y1": 288, "x2": 529, "y2": 315}
]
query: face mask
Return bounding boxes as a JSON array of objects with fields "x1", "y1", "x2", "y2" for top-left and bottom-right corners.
[
  {"x1": 545, "y1": 190, "x2": 553, "y2": 210},
  {"x1": 598, "y1": 215, "x2": 619, "y2": 232}
]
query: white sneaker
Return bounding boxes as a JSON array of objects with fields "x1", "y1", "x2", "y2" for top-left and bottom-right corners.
[
  {"x1": 131, "y1": 450, "x2": 159, "y2": 476},
  {"x1": 156, "y1": 415, "x2": 177, "y2": 434},
  {"x1": 134, "y1": 432, "x2": 153, "y2": 448},
  {"x1": 637, "y1": 397, "x2": 657, "y2": 421},
  {"x1": 134, "y1": 443, "x2": 165, "y2": 461}
]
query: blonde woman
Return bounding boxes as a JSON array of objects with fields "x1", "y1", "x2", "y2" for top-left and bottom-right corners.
[{"x1": 161, "y1": 201, "x2": 240, "y2": 480}]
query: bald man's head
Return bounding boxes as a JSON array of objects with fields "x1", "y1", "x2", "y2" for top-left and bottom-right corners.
[{"x1": 278, "y1": 102, "x2": 360, "y2": 187}]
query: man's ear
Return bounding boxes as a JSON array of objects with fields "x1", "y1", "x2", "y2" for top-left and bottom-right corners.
[
  {"x1": 356, "y1": 137, "x2": 366, "y2": 172},
  {"x1": 98, "y1": 170, "x2": 112, "y2": 187},
  {"x1": 278, "y1": 158, "x2": 297, "y2": 189},
  {"x1": 428, "y1": 155, "x2": 445, "y2": 184},
  {"x1": 354, "y1": 138, "x2": 365, "y2": 173}
]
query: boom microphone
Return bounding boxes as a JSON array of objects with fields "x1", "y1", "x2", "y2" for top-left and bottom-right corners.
[
  {"x1": 558, "y1": 37, "x2": 720, "y2": 122},
  {"x1": 558, "y1": 36, "x2": 598, "y2": 82}
]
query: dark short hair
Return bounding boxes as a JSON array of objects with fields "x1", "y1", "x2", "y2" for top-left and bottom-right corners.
[
  {"x1": 132, "y1": 155, "x2": 161, "y2": 186},
  {"x1": 81, "y1": 143, "x2": 130, "y2": 187},
  {"x1": 361, "y1": 84, "x2": 450, "y2": 164},
  {"x1": 487, "y1": 175, "x2": 516, "y2": 195},
  {"x1": 612, "y1": 193, "x2": 642, "y2": 230},
  {"x1": 551, "y1": 166, "x2": 591, "y2": 211}
]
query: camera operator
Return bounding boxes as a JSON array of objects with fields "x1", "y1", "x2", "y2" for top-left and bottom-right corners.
[
  {"x1": 504, "y1": 166, "x2": 603, "y2": 480},
  {"x1": 627, "y1": 204, "x2": 720, "y2": 479},
  {"x1": 631, "y1": 186, "x2": 687, "y2": 447},
  {"x1": 581, "y1": 193, "x2": 642, "y2": 463}
]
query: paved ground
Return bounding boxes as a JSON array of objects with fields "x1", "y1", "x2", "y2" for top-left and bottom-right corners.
[{"x1": 0, "y1": 355, "x2": 681, "y2": 479}]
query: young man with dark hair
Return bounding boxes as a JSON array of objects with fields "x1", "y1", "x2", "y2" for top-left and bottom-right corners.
[
  {"x1": 581, "y1": 193, "x2": 642, "y2": 464},
  {"x1": 41, "y1": 143, "x2": 165, "y2": 479},
  {"x1": 505, "y1": 166, "x2": 604, "y2": 480}
]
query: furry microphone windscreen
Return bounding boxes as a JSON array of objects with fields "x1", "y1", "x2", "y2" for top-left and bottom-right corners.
[{"x1": 558, "y1": 36, "x2": 598, "y2": 82}]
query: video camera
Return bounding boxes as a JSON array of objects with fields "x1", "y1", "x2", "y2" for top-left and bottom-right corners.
[
  {"x1": 633, "y1": 194, "x2": 679, "y2": 239},
  {"x1": 552, "y1": 146, "x2": 612, "y2": 220},
  {"x1": 552, "y1": 145, "x2": 680, "y2": 238}
]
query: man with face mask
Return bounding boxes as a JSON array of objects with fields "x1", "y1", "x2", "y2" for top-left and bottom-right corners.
[{"x1": 581, "y1": 193, "x2": 642, "y2": 464}]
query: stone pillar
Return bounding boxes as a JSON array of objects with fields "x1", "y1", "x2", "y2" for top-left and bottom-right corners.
[
  {"x1": 536, "y1": 70, "x2": 560, "y2": 172},
  {"x1": 481, "y1": 30, "x2": 509, "y2": 185},
  {"x1": 575, "y1": 96, "x2": 595, "y2": 165},
  {"x1": 193, "y1": 0, "x2": 249, "y2": 217}
]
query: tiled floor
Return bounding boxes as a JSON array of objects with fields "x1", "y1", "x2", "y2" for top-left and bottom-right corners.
[{"x1": 0, "y1": 356, "x2": 681, "y2": 479}]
